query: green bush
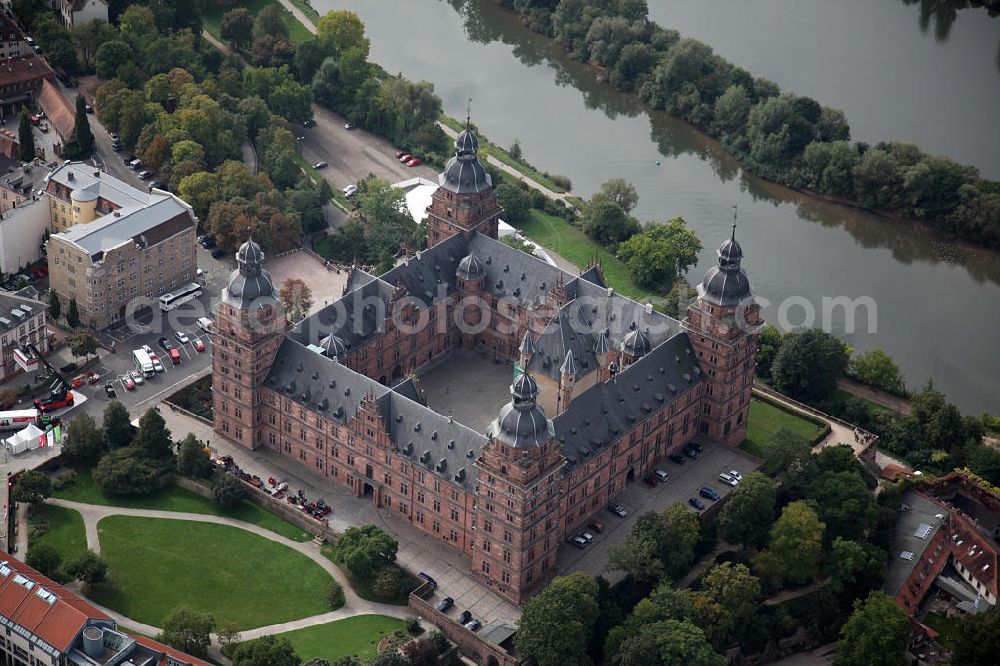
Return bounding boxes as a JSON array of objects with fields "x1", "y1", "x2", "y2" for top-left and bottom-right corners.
[
  {"x1": 53, "y1": 469, "x2": 77, "y2": 491},
  {"x1": 405, "y1": 617, "x2": 423, "y2": 636},
  {"x1": 326, "y1": 580, "x2": 345, "y2": 609}
]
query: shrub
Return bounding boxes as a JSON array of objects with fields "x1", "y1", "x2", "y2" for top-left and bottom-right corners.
[
  {"x1": 52, "y1": 469, "x2": 77, "y2": 491},
  {"x1": 326, "y1": 581, "x2": 344, "y2": 609},
  {"x1": 372, "y1": 565, "x2": 402, "y2": 600},
  {"x1": 405, "y1": 617, "x2": 423, "y2": 635},
  {"x1": 212, "y1": 472, "x2": 247, "y2": 509},
  {"x1": 550, "y1": 174, "x2": 572, "y2": 191},
  {"x1": 26, "y1": 543, "x2": 61, "y2": 578}
]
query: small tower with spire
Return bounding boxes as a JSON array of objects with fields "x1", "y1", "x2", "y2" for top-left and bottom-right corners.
[
  {"x1": 557, "y1": 350, "x2": 577, "y2": 413},
  {"x1": 425, "y1": 112, "x2": 501, "y2": 247},
  {"x1": 683, "y1": 213, "x2": 761, "y2": 447}
]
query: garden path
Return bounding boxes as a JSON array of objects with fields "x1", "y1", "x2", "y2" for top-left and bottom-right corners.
[{"x1": 45, "y1": 498, "x2": 416, "y2": 638}]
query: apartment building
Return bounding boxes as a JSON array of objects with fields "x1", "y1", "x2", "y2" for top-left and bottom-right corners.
[
  {"x1": 0, "y1": 290, "x2": 46, "y2": 383},
  {"x1": 45, "y1": 162, "x2": 197, "y2": 329},
  {"x1": 0, "y1": 160, "x2": 52, "y2": 274}
]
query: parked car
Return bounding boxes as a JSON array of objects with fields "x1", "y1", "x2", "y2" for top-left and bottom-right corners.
[
  {"x1": 464, "y1": 619, "x2": 481, "y2": 632},
  {"x1": 683, "y1": 445, "x2": 699, "y2": 459},
  {"x1": 211, "y1": 248, "x2": 227, "y2": 259},
  {"x1": 608, "y1": 503, "x2": 628, "y2": 518},
  {"x1": 200, "y1": 236, "x2": 216, "y2": 249},
  {"x1": 149, "y1": 180, "x2": 167, "y2": 190},
  {"x1": 129, "y1": 370, "x2": 144, "y2": 385},
  {"x1": 174, "y1": 330, "x2": 190, "y2": 344},
  {"x1": 699, "y1": 486, "x2": 721, "y2": 501},
  {"x1": 457, "y1": 610, "x2": 472, "y2": 625},
  {"x1": 578, "y1": 531, "x2": 595, "y2": 544},
  {"x1": 141, "y1": 344, "x2": 153, "y2": 355},
  {"x1": 313, "y1": 161, "x2": 328, "y2": 169},
  {"x1": 570, "y1": 535, "x2": 588, "y2": 549},
  {"x1": 435, "y1": 597, "x2": 454, "y2": 612},
  {"x1": 109, "y1": 132, "x2": 119, "y2": 141},
  {"x1": 395, "y1": 149, "x2": 408, "y2": 159},
  {"x1": 653, "y1": 468, "x2": 670, "y2": 483},
  {"x1": 668, "y1": 453, "x2": 686, "y2": 465},
  {"x1": 137, "y1": 170, "x2": 153, "y2": 180},
  {"x1": 104, "y1": 382, "x2": 117, "y2": 398},
  {"x1": 111, "y1": 140, "x2": 123, "y2": 152},
  {"x1": 406, "y1": 157, "x2": 423, "y2": 167},
  {"x1": 302, "y1": 118, "x2": 315, "y2": 127},
  {"x1": 344, "y1": 122, "x2": 355, "y2": 129},
  {"x1": 588, "y1": 521, "x2": 604, "y2": 533},
  {"x1": 718, "y1": 472, "x2": 739, "y2": 487},
  {"x1": 196, "y1": 317, "x2": 213, "y2": 332},
  {"x1": 643, "y1": 473, "x2": 658, "y2": 487},
  {"x1": 418, "y1": 572, "x2": 438, "y2": 589},
  {"x1": 158, "y1": 337, "x2": 174, "y2": 351},
  {"x1": 398, "y1": 153, "x2": 411, "y2": 163},
  {"x1": 728, "y1": 470, "x2": 743, "y2": 483},
  {"x1": 192, "y1": 338, "x2": 205, "y2": 352},
  {"x1": 343, "y1": 184, "x2": 358, "y2": 198},
  {"x1": 688, "y1": 497, "x2": 706, "y2": 511},
  {"x1": 168, "y1": 348, "x2": 181, "y2": 365},
  {"x1": 123, "y1": 376, "x2": 135, "y2": 391},
  {"x1": 152, "y1": 358, "x2": 164, "y2": 373}
]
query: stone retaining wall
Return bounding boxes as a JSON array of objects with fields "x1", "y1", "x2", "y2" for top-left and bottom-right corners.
[{"x1": 409, "y1": 583, "x2": 519, "y2": 666}]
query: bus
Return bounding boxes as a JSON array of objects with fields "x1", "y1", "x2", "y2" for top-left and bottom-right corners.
[
  {"x1": 0, "y1": 409, "x2": 40, "y2": 432},
  {"x1": 133, "y1": 349, "x2": 154, "y2": 377},
  {"x1": 158, "y1": 282, "x2": 202, "y2": 311}
]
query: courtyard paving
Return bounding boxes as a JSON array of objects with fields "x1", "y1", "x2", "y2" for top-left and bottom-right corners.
[{"x1": 416, "y1": 349, "x2": 515, "y2": 433}]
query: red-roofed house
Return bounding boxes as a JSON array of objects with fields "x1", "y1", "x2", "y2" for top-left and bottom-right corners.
[{"x1": 0, "y1": 551, "x2": 210, "y2": 666}]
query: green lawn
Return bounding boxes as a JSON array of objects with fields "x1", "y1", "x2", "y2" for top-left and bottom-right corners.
[
  {"x1": 53, "y1": 466, "x2": 312, "y2": 542},
  {"x1": 273, "y1": 615, "x2": 407, "y2": 662},
  {"x1": 320, "y1": 545, "x2": 418, "y2": 606},
  {"x1": 288, "y1": 0, "x2": 320, "y2": 24},
  {"x1": 514, "y1": 208, "x2": 663, "y2": 307},
  {"x1": 741, "y1": 397, "x2": 826, "y2": 458},
  {"x1": 200, "y1": 0, "x2": 313, "y2": 44},
  {"x1": 92, "y1": 517, "x2": 332, "y2": 629},
  {"x1": 833, "y1": 388, "x2": 894, "y2": 416},
  {"x1": 30, "y1": 504, "x2": 88, "y2": 563},
  {"x1": 923, "y1": 612, "x2": 963, "y2": 650}
]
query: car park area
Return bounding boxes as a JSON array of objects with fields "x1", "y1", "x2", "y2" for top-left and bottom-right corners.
[{"x1": 555, "y1": 440, "x2": 762, "y2": 582}]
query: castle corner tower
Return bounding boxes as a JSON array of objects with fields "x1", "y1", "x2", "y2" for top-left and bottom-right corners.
[
  {"x1": 212, "y1": 238, "x2": 287, "y2": 450},
  {"x1": 683, "y1": 225, "x2": 761, "y2": 447},
  {"x1": 425, "y1": 126, "x2": 500, "y2": 247}
]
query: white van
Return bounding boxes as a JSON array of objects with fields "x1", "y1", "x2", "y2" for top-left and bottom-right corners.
[
  {"x1": 342, "y1": 184, "x2": 358, "y2": 198},
  {"x1": 129, "y1": 159, "x2": 142, "y2": 170},
  {"x1": 196, "y1": 317, "x2": 213, "y2": 332}
]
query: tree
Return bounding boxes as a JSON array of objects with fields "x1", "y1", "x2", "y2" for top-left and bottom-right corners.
[
  {"x1": 516, "y1": 573, "x2": 599, "y2": 666},
  {"x1": 178, "y1": 172, "x2": 219, "y2": 220},
  {"x1": 336, "y1": 524, "x2": 398, "y2": 580},
  {"x1": 25, "y1": 543, "x2": 61, "y2": 578},
  {"x1": 64, "y1": 550, "x2": 108, "y2": 586},
  {"x1": 700, "y1": 562, "x2": 761, "y2": 643},
  {"x1": 849, "y1": 349, "x2": 906, "y2": 395},
  {"x1": 763, "y1": 427, "x2": 813, "y2": 478},
  {"x1": 66, "y1": 298, "x2": 80, "y2": 328},
  {"x1": 637, "y1": 619, "x2": 725, "y2": 666},
  {"x1": 103, "y1": 400, "x2": 134, "y2": 449},
  {"x1": 598, "y1": 178, "x2": 639, "y2": 212},
  {"x1": 835, "y1": 592, "x2": 909, "y2": 666},
  {"x1": 132, "y1": 409, "x2": 172, "y2": 460},
  {"x1": 616, "y1": 217, "x2": 702, "y2": 289},
  {"x1": 48, "y1": 290, "x2": 61, "y2": 320},
  {"x1": 95, "y1": 39, "x2": 133, "y2": 80},
  {"x1": 759, "y1": 501, "x2": 825, "y2": 586},
  {"x1": 581, "y1": 199, "x2": 641, "y2": 246},
  {"x1": 829, "y1": 538, "x2": 886, "y2": 602},
  {"x1": 372, "y1": 566, "x2": 401, "y2": 600},
  {"x1": 74, "y1": 95, "x2": 95, "y2": 156},
  {"x1": 495, "y1": 183, "x2": 531, "y2": 223},
  {"x1": 212, "y1": 472, "x2": 247, "y2": 509},
  {"x1": 609, "y1": 534, "x2": 665, "y2": 583},
  {"x1": 717, "y1": 472, "x2": 775, "y2": 548},
  {"x1": 952, "y1": 605, "x2": 1000, "y2": 666},
  {"x1": 69, "y1": 331, "x2": 100, "y2": 362},
  {"x1": 770, "y1": 328, "x2": 850, "y2": 402},
  {"x1": 217, "y1": 620, "x2": 242, "y2": 657},
  {"x1": 231, "y1": 635, "x2": 299, "y2": 666},
  {"x1": 93, "y1": 448, "x2": 159, "y2": 495},
  {"x1": 755, "y1": 324, "x2": 782, "y2": 378},
  {"x1": 12, "y1": 470, "x2": 53, "y2": 504},
  {"x1": 317, "y1": 10, "x2": 370, "y2": 59},
  {"x1": 220, "y1": 7, "x2": 253, "y2": 49},
  {"x1": 657, "y1": 503, "x2": 701, "y2": 577},
  {"x1": 713, "y1": 85, "x2": 751, "y2": 138},
  {"x1": 278, "y1": 278, "x2": 313, "y2": 322},
  {"x1": 808, "y1": 471, "x2": 874, "y2": 543},
  {"x1": 177, "y1": 434, "x2": 212, "y2": 478},
  {"x1": 326, "y1": 580, "x2": 345, "y2": 608},
  {"x1": 18, "y1": 109, "x2": 34, "y2": 162},
  {"x1": 161, "y1": 607, "x2": 214, "y2": 659},
  {"x1": 63, "y1": 413, "x2": 105, "y2": 462}
]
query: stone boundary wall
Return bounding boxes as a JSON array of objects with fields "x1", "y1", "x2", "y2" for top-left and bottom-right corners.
[{"x1": 409, "y1": 583, "x2": 519, "y2": 666}]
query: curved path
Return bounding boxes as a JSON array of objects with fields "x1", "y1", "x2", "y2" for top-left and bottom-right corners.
[{"x1": 46, "y1": 498, "x2": 416, "y2": 642}]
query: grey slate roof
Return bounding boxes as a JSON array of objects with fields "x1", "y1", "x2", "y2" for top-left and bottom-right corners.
[
  {"x1": 53, "y1": 196, "x2": 193, "y2": 259},
  {"x1": 439, "y1": 128, "x2": 491, "y2": 195},
  {"x1": 552, "y1": 332, "x2": 703, "y2": 471},
  {"x1": 699, "y1": 230, "x2": 753, "y2": 307},
  {"x1": 266, "y1": 339, "x2": 487, "y2": 489},
  {"x1": 223, "y1": 239, "x2": 275, "y2": 308},
  {"x1": 46, "y1": 162, "x2": 149, "y2": 209},
  {"x1": 560, "y1": 350, "x2": 578, "y2": 376}
]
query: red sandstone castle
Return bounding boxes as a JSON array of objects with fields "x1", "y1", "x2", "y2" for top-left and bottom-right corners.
[{"x1": 212, "y1": 128, "x2": 761, "y2": 603}]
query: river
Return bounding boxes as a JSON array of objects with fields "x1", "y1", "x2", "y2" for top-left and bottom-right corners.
[{"x1": 312, "y1": 0, "x2": 1000, "y2": 415}]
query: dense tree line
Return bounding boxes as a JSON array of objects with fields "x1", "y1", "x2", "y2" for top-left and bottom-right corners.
[{"x1": 491, "y1": 0, "x2": 1000, "y2": 248}]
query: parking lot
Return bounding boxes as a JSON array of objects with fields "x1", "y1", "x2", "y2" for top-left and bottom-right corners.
[{"x1": 557, "y1": 441, "x2": 763, "y2": 582}]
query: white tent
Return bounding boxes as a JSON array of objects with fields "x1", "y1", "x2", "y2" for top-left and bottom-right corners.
[{"x1": 3, "y1": 423, "x2": 44, "y2": 456}]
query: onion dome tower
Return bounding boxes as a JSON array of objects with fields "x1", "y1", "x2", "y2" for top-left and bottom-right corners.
[
  {"x1": 682, "y1": 220, "x2": 762, "y2": 447},
  {"x1": 213, "y1": 236, "x2": 287, "y2": 451},
  {"x1": 425, "y1": 115, "x2": 501, "y2": 247},
  {"x1": 489, "y1": 372, "x2": 553, "y2": 448}
]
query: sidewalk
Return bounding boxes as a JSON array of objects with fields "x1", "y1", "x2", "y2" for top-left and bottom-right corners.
[{"x1": 158, "y1": 407, "x2": 521, "y2": 627}]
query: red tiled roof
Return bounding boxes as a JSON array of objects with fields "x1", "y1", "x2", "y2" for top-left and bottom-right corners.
[
  {"x1": 0, "y1": 553, "x2": 109, "y2": 653},
  {"x1": 882, "y1": 463, "x2": 911, "y2": 481},
  {"x1": 131, "y1": 634, "x2": 215, "y2": 666},
  {"x1": 37, "y1": 77, "x2": 76, "y2": 142},
  {"x1": 0, "y1": 54, "x2": 52, "y2": 87}
]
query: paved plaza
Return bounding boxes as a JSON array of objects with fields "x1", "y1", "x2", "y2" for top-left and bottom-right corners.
[
  {"x1": 417, "y1": 349, "x2": 515, "y2": 433},
  {"x1": 266, "y1": 249, "x2": 347, "y2": 317}
]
